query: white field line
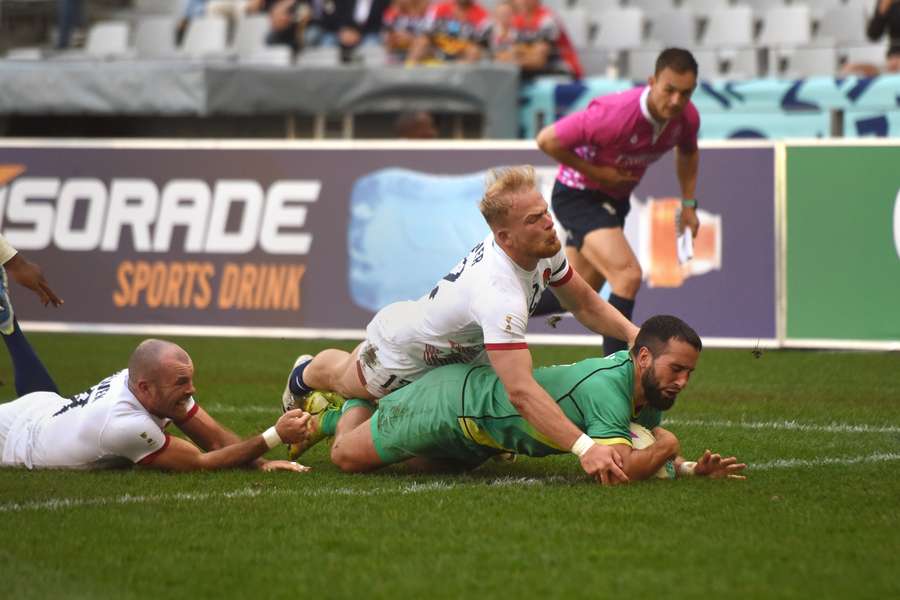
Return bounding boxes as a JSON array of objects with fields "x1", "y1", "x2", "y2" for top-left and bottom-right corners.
[
  {"x1": 752, "y1": 452, "x2": 900, "y2": 471},
  {"x1": 3, "y1": 454, "x2": 900, "y2": 514},
  {"x1": 663, "y1": 417, "x2": 900, "y2": 434},
  {"x1": 206, "y1": 405, "x2": 900, "y2": 435}
]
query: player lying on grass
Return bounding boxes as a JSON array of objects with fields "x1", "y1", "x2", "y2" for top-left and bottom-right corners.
[
  {"x1": 297, "y1": 315, "x2": 745, "y2": 482},
  {"x1": 0, "y1": 339, "x2": 311, "y2": 472},
  {"x1": 284, "y1": 166, "x2": 639, "y2": 485}
]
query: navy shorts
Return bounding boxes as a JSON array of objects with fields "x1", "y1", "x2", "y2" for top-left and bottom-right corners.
[{"x1": 551, "y1": 181, "x2": 631, "y2": 250}]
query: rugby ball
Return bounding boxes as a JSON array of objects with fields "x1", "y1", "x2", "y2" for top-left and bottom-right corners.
[{"x1": 629, "y1": 422, "x2": 675, "y2": 479}]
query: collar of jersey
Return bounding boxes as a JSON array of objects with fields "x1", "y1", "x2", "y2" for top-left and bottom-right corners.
[{"x1": 639, "y1": 86, "x2": 667, "y2": 143}]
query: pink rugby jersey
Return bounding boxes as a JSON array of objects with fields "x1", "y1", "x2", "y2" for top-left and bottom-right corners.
[{"x1": 553, "y1": 86, "x2": 700, "y2": 200}]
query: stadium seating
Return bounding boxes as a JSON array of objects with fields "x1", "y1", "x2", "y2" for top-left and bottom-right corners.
[
  {"x1": 701, "y1": 6, "x2": 755, "y2": 48},
  {"x1": 626, "y1": 0, "x2": 675, "y2": 11},
  {"x1": 778, "y1": 45, "x2": 839, "y2": 77},
  {"x1": 233, "y1": 14, "x2": 291, "y2": 65},
  {"x1": 646, "y1": 9, "x2": 697, "y2": 48},
  {"x1": 557, "y1": 8, "x2": 590, "y2": 49},
  {"x1": 181, "y1": 15, "x2": 230, "y2": 60},
  {"x1": 581, "y1": 0, "x2": 623, "y2": 13},
  {"x1": 681, "y1": 0, "x2": 731, "y2": 14},
  {"x1": 759, "y1": 5, "x2": 812, "y2": 48},
  {"x1": 841, "y1": 43, "x2": 889, "y2": 66},
  {"x1": 818, "y1": 4, "x2": 871, "y2": 45},
  {"x1": 0, "y1": 0, "x2": 892, "y2": 88},
  {"x1": 134, "y1": 16, "x2": 180, "y2": 59},
  {"x1": 591, "y1": 8, "x2": 644, "y2": 51}
]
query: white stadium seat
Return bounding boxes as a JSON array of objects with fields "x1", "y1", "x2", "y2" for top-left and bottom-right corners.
[
  {"x1": 558, "y1": 8, "x2": 590, "y2": 49},
  {"x1": 581, "y1": 0, "x2": 622, "y2": 13},
  {"x1": 181, "y1": 15, "x2": 230, "y2": 60},
  {"x1": 759, "y1": 6, "x2": 811, "y2": 48},
  {"x1": 85, "y1": 21, "x2": 131, "y2": 59},
  {"x1": 681, "y1": 0, "x2": 731, "y2": 13},
  {"x1": 647, "y1": 9, "x2": 697, "y2": 48},
  {"x1": 134, "y1": 17, "x2": 180, "y2": 59},
  {"x1": 780, "y1": 45, "x2": 839, "y2": 77},
  {"x1": 702, "y1": 7, "x2": 755, "y2": 48},
  {"x1": 592, "y1": 8, "x2": 644, "y2": 50},
  {"x1": 818, "y1": 5, "x2": 870, "y2": 46},
  {"x1": 234, "y1": 14, "x2": 292, "y2": 65}
]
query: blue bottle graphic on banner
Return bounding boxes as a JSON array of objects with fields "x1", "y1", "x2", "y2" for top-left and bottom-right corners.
[{"x1": 348, "y1": 168, "x2": 490, "y2": 312}]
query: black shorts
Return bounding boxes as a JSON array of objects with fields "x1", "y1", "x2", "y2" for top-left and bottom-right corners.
[{"x1": 551, "y1": 181, "x2": 630, "y2": 250}]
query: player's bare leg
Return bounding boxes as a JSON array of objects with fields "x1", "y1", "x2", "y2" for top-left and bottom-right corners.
[
  {"x1": 564, "y1": 246, "x2": 606, "y2": 293},
  {"x1": 580, "y1": 228, "x2": 642, "y2": 298},
  {"x1": 330, "y1": 404, "x2": 382, "y2": 472},
  {"x1": 580, "y1": 228, "x2": 642, "y2": 353},
  {"x1": 303, "y1": 343, "x2": 376, "y2": 401}
]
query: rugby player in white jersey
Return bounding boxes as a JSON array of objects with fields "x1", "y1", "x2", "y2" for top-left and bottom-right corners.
[
  {"x1": 286, "y1": 166, "x2": 640, "y2": 485},
  {"x1": 0, "y1": 339, "x2": 311, "y2": 471}
]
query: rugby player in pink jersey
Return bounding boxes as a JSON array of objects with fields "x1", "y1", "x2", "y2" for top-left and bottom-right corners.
[{"x1": 534, "y1": 48, "x2": 701, "y2": 357}]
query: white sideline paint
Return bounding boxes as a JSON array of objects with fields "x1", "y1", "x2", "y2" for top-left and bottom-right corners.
[{"x1": 3, "y1": 455, "x2": 900, "y2": 514}]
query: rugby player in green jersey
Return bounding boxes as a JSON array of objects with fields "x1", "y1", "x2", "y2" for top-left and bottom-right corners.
[{"x1": 316, "y1": 314, "x2": 745, "y2": 482}]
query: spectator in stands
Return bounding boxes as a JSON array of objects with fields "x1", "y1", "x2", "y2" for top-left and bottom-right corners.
[
  {"x1": 55, "y1": 0, "x2": 84, "y2": 49},
  {"x1": 407, "y1": 0, "x2": 490, "y2": 64},
  {"x1": 382, "y1": 0, "x2": 430, "y2": 63},
  {"x1": 249, "y1": 0, "x2": 312, "y2": 52},
  {"x1": 842, "y1": 0, "x2": 900, "y2": 76},
  {"x1": 500, "y1": 0, "x2": 582, "y2": 80},
  {"x1": 185, "y1": 0, "x2": 209, "y2": 18},
  {"x1": 305, "y1": 0, "x2": 390, "y2": 56},
  {"x1": 486, "y1": 0, "x2": 517, "y2": 63},
  {"x1": 394, "y1": 110, "x2": 439, "y2": 138},
  {"x1": 868, "y1": 0, "x2": 900, "y2": 71}
]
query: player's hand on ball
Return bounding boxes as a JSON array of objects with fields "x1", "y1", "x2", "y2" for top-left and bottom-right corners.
[
  {"x1": 260, "y1": 460, "x2": 311, "y2": 473},
  {"x1": 694, "y1": 449, "x2": 747, "y2": 480},
  {"x1": 581, "y1": 443, "x2": 629, "y2": 485},
  {"x1": 275, "y1": 409, "x2": 311, "y2": 445}
]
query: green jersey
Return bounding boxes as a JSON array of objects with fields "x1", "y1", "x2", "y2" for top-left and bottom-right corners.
[
  {"x1": 457, "y1": 350, "x2": 662, "y2": 456},
  {"x1": 370, "y1": 350, "x2": 662, "y2": 465}
]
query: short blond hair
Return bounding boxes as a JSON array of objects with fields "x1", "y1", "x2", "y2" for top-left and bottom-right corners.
[{"x1": 479, "y1": 165, "x2": 537, "y2": 228}]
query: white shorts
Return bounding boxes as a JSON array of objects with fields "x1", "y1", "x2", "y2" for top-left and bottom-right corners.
[
  {"x1": 358, "y1": 301, "x2": 491, "y2": 399},
  {"x1": 355, "y1": 339, "x2": 424, "y2": 400}
]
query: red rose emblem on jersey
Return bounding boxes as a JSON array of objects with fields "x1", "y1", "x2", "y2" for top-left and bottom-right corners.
[{"x1": 543, "y1": 268, "x2": 551, "y2": 285}]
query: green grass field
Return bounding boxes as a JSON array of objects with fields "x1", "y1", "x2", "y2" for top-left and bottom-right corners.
[{"x1": 1, "y1": 333, "x2": 899, "y2": 599}]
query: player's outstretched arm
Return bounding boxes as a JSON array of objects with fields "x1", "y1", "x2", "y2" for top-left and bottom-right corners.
[
  {"x1": 553, "y1": 270, "x2": 639, "y2": 346},
  {"x1": 675, "y1": 450, "x2": 747, "y2": 480},
  {"x1": 611, "y1": 429, "x2": 679, "y2": 481},
  {"x1": 488, "y1": 348, "x2": 628, "y2": 485},
  {"x1": 141, "y1": 410, "x2": 311, "y2": 472},
  {"x1": 3, "y1": 252, "x2": 63, "y2": 307},
  {"x1": 178, "y1": 407, "x2": 244, "y2": 451}
]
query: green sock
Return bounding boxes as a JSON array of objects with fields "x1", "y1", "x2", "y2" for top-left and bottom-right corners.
[{"x1": 319, "y1": 406, "x2": 342, "y2": 437}]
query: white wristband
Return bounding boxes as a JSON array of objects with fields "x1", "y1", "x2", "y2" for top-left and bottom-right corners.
[
  {"x1": 262, "y1": 426, "x2": 283, "y2": 450},
  {"x1": 678, "y1": 460, "x2": 697, "y2": 477},
  {"x1": 570, "y1": 433, "x2": 595, "y2": 458}
]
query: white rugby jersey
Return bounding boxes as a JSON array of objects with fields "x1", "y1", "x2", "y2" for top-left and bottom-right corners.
[
  {"x1": 0, "y1": 369, "x2": 196, "y2": 470},
  {"x1": 367, "y1": 233, "x2": 572, "y2": 370}
]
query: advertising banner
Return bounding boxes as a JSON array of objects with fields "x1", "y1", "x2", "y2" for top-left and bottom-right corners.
[
  {"x1": 785, "y1": 144, "x2": 900, "y2": 345},
  {"x1": 0, "y1": 142, "x2": 775, "y2": 344}
]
